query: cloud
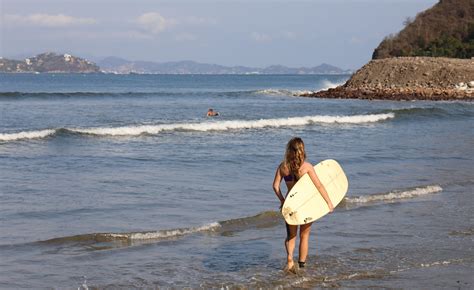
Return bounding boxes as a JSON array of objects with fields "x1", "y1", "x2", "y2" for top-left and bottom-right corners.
[
  {"x1": 281, "y1": 31, "x2": 296, "y2": 39},
  {"x1": 349, "y1": 36, "x2": 365, "y2": 44},
  {"x1": 5, "y1": 14, "x2": 97, "y2": 27},
  {"x1": 184, "y1": 16, "x2": 217, "y2": 26},
  {"x1": 174, "y1": 33, "x2": 198, "y2": 42},
  {"x1": 251, "y1": 31, "x2": 296, "y2": 43},
  {"x1": 136, "y1": 12, "x2": 176, "y2": 35},
  {"x1": 251, "y1": 32, "x2": 272, "y2": 43}
]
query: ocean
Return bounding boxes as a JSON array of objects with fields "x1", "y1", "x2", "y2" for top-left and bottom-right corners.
[{"x1": 0, "y1": 73, "x2": 473, "y2": 288}]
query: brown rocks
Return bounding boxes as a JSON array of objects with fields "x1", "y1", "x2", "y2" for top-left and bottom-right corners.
[
  {"x1": 303, "y1": 87, "x2": 472, "y2": 101},
  {"x1": 303, "y1": 57, "x2": 474, "y2": 101}
]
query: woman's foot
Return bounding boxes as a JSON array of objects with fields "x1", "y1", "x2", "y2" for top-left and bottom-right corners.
[
  {"x1": 284, "y1": 260, "x2": 298, "y2": 274},
  {"x1": 298, "y1": 261, "x2": 306, "y2": 268}
]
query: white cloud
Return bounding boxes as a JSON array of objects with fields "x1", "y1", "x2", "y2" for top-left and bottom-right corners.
[
  {"x1": 281, "y1": 31, "x2": 296, "y2": 39},
  {"x1": 5, "y1": 14, "x2": 97, "y2": 27},
  {"x1": 350, "y1": 36, "x2": 365, "y2": 44},
  {"x1": 251, "y1": 32, "x2": 272, "y2": 43},
  {"x1": 136, "y1": 12, "x2": 176, "y2": 35},
  {"x1": 174, "y1": 33, "x2": 198, "y2": 42},
  {"x1": 184, "y1": 16, "x2": 217, "y2": 26}
]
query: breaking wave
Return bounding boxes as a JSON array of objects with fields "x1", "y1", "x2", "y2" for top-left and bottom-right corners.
[
  {"x1": 42, "y1": 222, "x2": 221, "y2": 245},
  {"x1": 254, "y1": 89, "x2": 315, "y2": 96},
  {"x1": 28, "y1": 212, "x2": 280, "y2": 250},
  {"x1": 0, "y1": 129, "x2": 56, "y2": 141},
  {"x1": 253, "y1": 80, "x2": 346, "y2": 96},
  {"x1": 0, "y1": 89, "x2": 320, "y2": 99},
  {"x1": 0, "y1": 82, "x2": 347, "y2": 100},
  {"x1": 318, "y1": 80, "x2": 345, "y2": 91},
  {"x1": 345, "y1": 185, "x2": 442, "y2": 204},
  {"x1": 4, "y1": 185, "x2": 444, "y2": 251},
  {"x1": 0, "y1": 113, "x2": 394, "y2": 141}
]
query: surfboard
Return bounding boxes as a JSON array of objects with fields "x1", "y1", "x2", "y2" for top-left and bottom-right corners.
[{"x1": 281, "y1": 159, "x2": 348, "y2": 225}]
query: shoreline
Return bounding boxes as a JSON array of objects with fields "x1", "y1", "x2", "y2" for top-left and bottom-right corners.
[{"x1": 302, "y1": 87, "x2": 473, "y2": 101}]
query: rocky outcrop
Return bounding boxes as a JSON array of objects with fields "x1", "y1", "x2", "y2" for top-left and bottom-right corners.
[
  {"x1": 0, "y1": 52, "x2": 100, "y2": 73},
  {"x1": 303, "y1": 57, "x2": 474, "y2": 101}
]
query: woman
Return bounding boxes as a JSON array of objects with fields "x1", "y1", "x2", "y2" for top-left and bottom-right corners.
[{"x1": 273, "y1": 137, "x2": 334, "y2": 272}]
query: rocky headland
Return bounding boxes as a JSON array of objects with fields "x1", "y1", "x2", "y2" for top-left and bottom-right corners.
[
  {"x1": 304, "y1": 0, "x2": 473, "y2": 101},
  {"x1": 304, "y1": 57, "x2": 474, "y2": 101}
]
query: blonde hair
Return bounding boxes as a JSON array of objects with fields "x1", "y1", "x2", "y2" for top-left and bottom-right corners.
[{"x1": 283, "y1": 137, "x2": 306, "y2": 180}]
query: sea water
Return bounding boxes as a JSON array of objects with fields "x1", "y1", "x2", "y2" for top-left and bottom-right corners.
[{"x1": 0, "y1": 73, "x2": 473, "y2": 288}]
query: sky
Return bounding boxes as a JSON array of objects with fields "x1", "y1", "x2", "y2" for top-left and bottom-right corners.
[{"x1": 0, "y1": 0, "x2": 437, "y2": 69}]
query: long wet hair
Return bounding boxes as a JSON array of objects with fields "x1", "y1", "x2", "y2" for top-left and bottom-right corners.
[{"x1": 283, "y1": 137, "x2": 306, "y2": 180}]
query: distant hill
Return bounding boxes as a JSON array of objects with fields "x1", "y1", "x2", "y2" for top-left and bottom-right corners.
[
  {"x1": 0, "y1": 52, "x2": 350, "y2": 74},
  {"x1": 97, "y1": 57, "x2": 351, "y2": 75},
  {"x1": 373, "y1": 0, "x2": 474, "y2": 59},
  {"x1": 0, "y1": 52, "x2": 100, "y2": 73}
]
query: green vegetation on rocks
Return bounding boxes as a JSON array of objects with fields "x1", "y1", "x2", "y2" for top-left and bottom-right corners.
[{"x1": 373, "y1": 0, "x2": 474, "y2": 59}]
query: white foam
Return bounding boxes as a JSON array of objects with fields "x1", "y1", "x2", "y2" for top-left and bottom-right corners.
[
  {"x1": 291, "y1": 90, "x2": 315, "y2": 96},
  {"x1": 318, "y1": 80, "x2": 345, "y2": 91},
  {"x1": 0, "y1": 113, "x2": 395, "y2": 140},
  {"x1": 420, "y1": 259, "x2": 464, "y2": 268},
  {"x1": 346, "y1": 185, "x2": 442, "y2": 204},
  {"x1": 255, "y1": 89, "x2": 294, "y2": 96},
  {"x1": 71, "y1": 113, "x2": 395, "y2": 136},
  {"x1": 108, "y1": 222, "x2": 221, "y2": 240},
  {"x1": 256, "y1": 89, "x2": 315, "y2": 96},
  {"x1": 0, "y1": 129, "x2": 56, "y2": 141}
]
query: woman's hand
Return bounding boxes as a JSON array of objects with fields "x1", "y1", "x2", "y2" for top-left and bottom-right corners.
[
  {"x1": 280, "y1": 199, "x2": 285, "y2": 209},
  {"x1": 328, "y1": 202, "x2": 334, "y2": 213}
]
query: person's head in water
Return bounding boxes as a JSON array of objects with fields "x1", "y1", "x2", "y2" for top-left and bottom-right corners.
[
  {"x1": 207, "y1": 108, "x2": 219, "y2": 116},
  {"x1": 284, "y1": 137, "x2": 306, "y2": 179}
]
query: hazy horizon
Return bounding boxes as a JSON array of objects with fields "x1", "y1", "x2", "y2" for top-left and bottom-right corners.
[{"x1": 1, "y1": 0, "x2": 437, "y2": 70}]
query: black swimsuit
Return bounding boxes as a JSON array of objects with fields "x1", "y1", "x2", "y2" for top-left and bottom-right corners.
[{"x1": 283, "y1": 174, "x2": 294, "y2": 182}]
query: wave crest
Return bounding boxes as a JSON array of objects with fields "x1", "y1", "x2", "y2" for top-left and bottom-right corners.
[
  {"x1": 345, "y1": 185, "x2": 442, "y2": 204},
  {"x1": 318, "y1": 80, "x2": 345, "y2": 91},
  {"x1": 72, "y1": 113, "x2": 395, "y2": 136},
  {"x1": 0, "y1": 129, "x2": 56, "y2": 141},
  {"x1": 106, "y1": 222, "x2": 221, "y2": 240},
  {"x1": 254, "y1": 89, "x2": 315, "y2": 96},
  {"x1": 0, "y1": 113, "x2": 394, "y2": 141}
]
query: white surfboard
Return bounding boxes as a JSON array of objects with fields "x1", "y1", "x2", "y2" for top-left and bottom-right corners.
[{"x1": 281, "y1": 159, "x2": 348, "y2": 225}]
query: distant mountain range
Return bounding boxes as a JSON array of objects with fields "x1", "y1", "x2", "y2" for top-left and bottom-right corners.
[
  {"x1": 0, "y1": 52, "x2": 351, "y2": 74},
  {"x1": 97, "y1": 56, "x2": 351, "y2": 74}
]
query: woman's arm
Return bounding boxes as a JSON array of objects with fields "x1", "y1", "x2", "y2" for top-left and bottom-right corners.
[
  {"x1": 273, "y1": 165, "x2": 285, "y2": 206},
  {"x1": 306, "y1": 163, "x2": 334, "y2": 212}
]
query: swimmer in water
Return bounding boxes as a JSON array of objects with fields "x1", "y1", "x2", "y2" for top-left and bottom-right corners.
[{"x1": 207, "y1": 108, "x2": 219, "y2": 117}]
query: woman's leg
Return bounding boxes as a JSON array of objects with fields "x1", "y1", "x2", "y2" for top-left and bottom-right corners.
[
  {"x1": 285, "y1": 223, "x2": 298, "y2": 269},
  {"x1": 298, "y1": 222, "x2": 313, "y2": 266}
]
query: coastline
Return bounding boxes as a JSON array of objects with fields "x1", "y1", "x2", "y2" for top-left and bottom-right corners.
[
  {"x1": 302, "y1": 57, "x2": 474, "y2": 101},
  {"x1": 304, "y1": 87, "x2": 473, "y2": 101}
]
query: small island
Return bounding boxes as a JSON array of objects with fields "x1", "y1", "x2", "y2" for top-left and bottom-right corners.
[
  {"x1": 304, "y1": 0, "x2": 474, "y2": 101},
  {"x1": 0, "y1": 52, "x2": 100, "y2": 73}
]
